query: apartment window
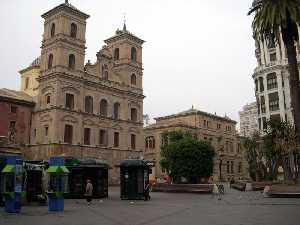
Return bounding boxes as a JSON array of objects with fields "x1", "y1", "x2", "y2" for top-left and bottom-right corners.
[
  {"x1": 269, "y1": 92, "x2": 279, "y2": 111},
  {"x1": 145, "y1": 136, "x2": 155, "y2": 149},
  {"x1": 270, "y1": 114, "x2": 281, "y2": 122},
  {"x1": 267, "y1": 39, "x2": 276, "y2": 49},
  {"x1": 269, "y1": 52, "x2": 277, "y2": 62},
  {"x1": 258, "y1": 118, "x2": 262, "y2": 130},
  {"x1": 85, "y1": 96, "x2": 93, "y2": 113},
  {"x1": 217, "y1": 123, "x2": 221, "y2": 129},
  {"x1": 64, "y1": 124, "x2": 73, "y2": 144},
  {"x1": 131, "y1": 134, "x2": 136, "y2": 149},
  {"x1": 10, "y1": 105, "x2": 17, "y2": 113},
  {"x1": 70, "y1": 23, "x2": 77, "y2": 38},
  {"x1": 113, "y1": 132, "x2": 119, "y2": 147},
  {"x1": 99, "y1": 129, "x2": 108, "y2": 146},
  {"x1": 255, "y1": 79, "x2": 258, "y2": 92},
  {"x1": 267, "y1": 73, "x2": 277, "y2": 90},
  {"x1": 84, "y1": 128, "x2": 91, "y2": 145},
  {"x1": 113, "y1": 102, "x2": 120, "y2": 119},
  {"x1": 65, "y1": 93, "x2": 74, "y2": 109},
  {"x1": 102, "y1": 64, "x2": 108, "y2": 80},
  {"x1": 100, "y1": 99, "x2": 108, "y2": 117},
  {"x1": 45, "y1": 126, "x2": 49, "y2": 136},
  {"x1": 259, "y1": 77, "x2": 264, "y2": 92},
  {"x1": 260, "y1": 96, "x2": 266, "y2": 113},
  {"x1": 131, "y1": 108, "x2": 137, "y2": 122},
  {"x1": 25, "y1": 77, "x2": 30, "y2": 89}
]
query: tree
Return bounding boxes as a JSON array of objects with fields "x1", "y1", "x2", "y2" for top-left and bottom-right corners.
[
  {"x1": 160, "y1": 131, "x2": 215, "y2": 183},
  {"x1": 264, "y1": 119, "x2": 299, "y2": 183},
  {"x1": 243, "y1": 131, "x2": 267, "y2": 181},
  {"x1": 248, "y1": 0, "x2": 300, "y2": 133}
]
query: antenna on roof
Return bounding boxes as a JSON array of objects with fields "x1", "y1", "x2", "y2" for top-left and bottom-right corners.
[{"x1": 123, "y1": 12, "x2": 127, "y2": 31}]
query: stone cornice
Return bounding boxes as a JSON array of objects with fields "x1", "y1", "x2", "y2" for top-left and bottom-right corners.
[
  {"x1": 33, "y1": 106, "x2": 144, "y2": 126},
  {"x1": 0, "y1": 96, "x2": 35, "y2": 107},
  {"x1": 41, "y1": 3, "x2": 90, "y2": 20},
  {"x1": 19, "y1": 65, "x2": 40, "y2": 75},
  {"x1": 38, "y1": 71, "x2": 145, "y2": 99}
]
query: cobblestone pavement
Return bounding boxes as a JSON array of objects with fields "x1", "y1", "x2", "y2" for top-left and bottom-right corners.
[{"x1": 0, "y1": 186, "x2": 299, "y2": 225}]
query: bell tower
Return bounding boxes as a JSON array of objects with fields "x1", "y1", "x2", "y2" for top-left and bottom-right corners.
[
  {"x1": 104, "y1": 24, "x2": 145, "y2": 88},
  {"x1": 40, "y1": 1, "x2": 89, "y2": 76}
]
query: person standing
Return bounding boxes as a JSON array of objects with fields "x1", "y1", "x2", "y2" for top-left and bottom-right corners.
[
  {"x1": 144, "y1": 182, "x2": 151, "y2": 201},
  {"x1": 85, "y1": 179, "x2": 93, "y2": 205}
]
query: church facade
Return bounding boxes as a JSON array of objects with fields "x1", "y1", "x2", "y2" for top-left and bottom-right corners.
[{"x1": 20, "y1": 2, "x2": 145, "y2": 184}]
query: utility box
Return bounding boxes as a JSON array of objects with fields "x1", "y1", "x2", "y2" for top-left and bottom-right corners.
[{"x1": 120, "y1": 160, "x2": 150, "y2": 200}]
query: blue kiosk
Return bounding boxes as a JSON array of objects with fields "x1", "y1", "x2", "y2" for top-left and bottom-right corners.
[
  {"x1": 47, "y1": 157, "x2": 69, "y2": 211},
  {"x1": 0, "y1": 156, "x2": 23, "y2": 213}
]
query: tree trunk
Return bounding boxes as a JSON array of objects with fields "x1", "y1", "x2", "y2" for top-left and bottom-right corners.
[{"x1": 282, "y1": 24, "x2": 300, "y2": 134}]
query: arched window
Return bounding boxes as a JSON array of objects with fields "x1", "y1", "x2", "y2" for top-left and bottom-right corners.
[
  {"x1": 48, "y1": 54, "x2": 53, "y2": 69},
  {"x1": 131, "y1": 47, "x2": 137, "y2": 62},
  {"x1": 102, "y1": 64, "x2": 108, "y2": 80},
  {"x1": 50, "y1": 23, "x2": 55, "y2": 37},
  {"x1": 131, "y1": 108, "x2": 137, "y2": 122},
  {"x1": 131, "y1": 74, "x2": 136, "y2": 85},
  {"x1": 100, "y1": 99, "x2": 108, "y2": 117},
  {"x1": 114, "y1": 48, "x2": 119, "y2": 60},
  {"x1": 70, "y1": 23, "x2": 77, "y2": 38},
  {"x1": 85, "y1": 96, "x2": 93, "y2": 113},
  {"x1": 68, "y1": 54, "x2": 75, "y2": 70},
  {"x1": 113, "y1": 102, "x2": 120, "y2": 119}
]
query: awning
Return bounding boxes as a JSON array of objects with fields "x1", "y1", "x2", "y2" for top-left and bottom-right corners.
[
  {"x1": 2, "y1": 164, "x2": 15, "y2": 173},
  {"x1": 47, "y1": 165, "x2": 70, "y2": 173}
]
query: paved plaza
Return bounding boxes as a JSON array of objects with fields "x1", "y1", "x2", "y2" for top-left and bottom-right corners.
[{"x1": 0, "y1": 186, "x2": 299, "y2": 225}]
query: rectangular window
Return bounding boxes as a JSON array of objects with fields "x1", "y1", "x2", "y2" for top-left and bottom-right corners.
[
  {"x1": 45, "y1": 126, "x2": 49, "y2": 136},
  {"x1": 238, "y1": 162, "x2": 242, "y2": 173},
  {"x1": 65, "y1": 93, "x2": 74, "y2": 110},
  {"x1": 46, "y1": 95, "x2": 51, "y2": 104},
  {"x1": 269, "y1": 92, "x2": 279, "y2": 111},
  {"x1": 84, "y1": 128, "x2": 91, "y2": 145},
  {"x1": 262, "y1": 117, "x2": 267, "y2": 130},
  {"x1": 267, "y1": 73, "x2": 277, "y2": 90},
  {"x1": 261, "y1": 96, "x2": 266, "y2": 113},
  {"x1": 227, "y1": 161, "x2": 230, "y2": 174},
  {"x1": 131, "y1": 134, "x2": 136, "y2": 150},
  {"x1": 203, "y1": 120, "x2": 207, "y2": 128},
  {"x1": 131, "y1": 108, "x2": 137, "y2": 122},
  {"x1": 269, "y1": 52, "x2": 277, "y2": 62},
  {"x1": 99, "y1": 129, "x2": 108, "y2": 146},
  {"x1": 10, "y1": 105, "x2": 17, "y2": 113},
  {"x1": 217, "y1": 123, "x2": 221, "y2": 129},
  {"x1": 231, "y1": 161, "x2": 234, "y2": 174},
  {"x1": 64, "y1": 125, "x2": 73, "y2": 144},
  {"x1": 258, "y1": 118, "x2": 261, "y2": 130},
  {"x1": 259, "y1": 77, "x2": 264, "y2": 92},
  {"x1": 25, "y1": 77, "x2": 29, "y2": 89},
  {"x1": 113, "y1": 132, "x2": 119, "y2": 147}
]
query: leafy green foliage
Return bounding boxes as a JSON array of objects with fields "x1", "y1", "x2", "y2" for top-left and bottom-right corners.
[
  {"x1": 248, "y1": 0, "x2": 300, "y2": 42},
  {"x1": 160, "y1": 131, "x2": 215, "y2": 183}
]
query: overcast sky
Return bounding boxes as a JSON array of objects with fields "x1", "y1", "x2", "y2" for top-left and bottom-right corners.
[{"x1": 0, "y1": 0, "x2": 257, "y2": 123}]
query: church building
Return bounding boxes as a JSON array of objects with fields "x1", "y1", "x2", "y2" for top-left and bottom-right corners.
[{"x1": 19, "y1": 1, "x2": 145, "y2": 184}]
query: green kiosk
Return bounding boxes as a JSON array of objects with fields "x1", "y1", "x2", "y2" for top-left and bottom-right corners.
[{"x1": 120, "y1": 159, "x2": 150, "y2": 200}]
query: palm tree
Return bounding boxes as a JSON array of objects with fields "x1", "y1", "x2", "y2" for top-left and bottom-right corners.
[{"x1": 248, "y1": 0, "x2": 300, "y2": 133}]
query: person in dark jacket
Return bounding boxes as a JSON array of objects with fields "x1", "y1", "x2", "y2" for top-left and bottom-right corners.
[{"x1": 144, "y1": 183, "x2": 151, "y2": 201}]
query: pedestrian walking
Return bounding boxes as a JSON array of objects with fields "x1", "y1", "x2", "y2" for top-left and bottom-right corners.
[
  {"x1": 144, "y1": 182, "x2": 151, "y2": 201},
  {"x1": 85, "y1": 179, "x2": 93, "y2": 205}
]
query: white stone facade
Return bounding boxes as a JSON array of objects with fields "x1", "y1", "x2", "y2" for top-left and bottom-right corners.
[
  {"x1": 239, "y1": 102, "x2": 258, "y2": 137},
  {"x1": 252, "y1": 26, "x2": 300, "y2": 131}
]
